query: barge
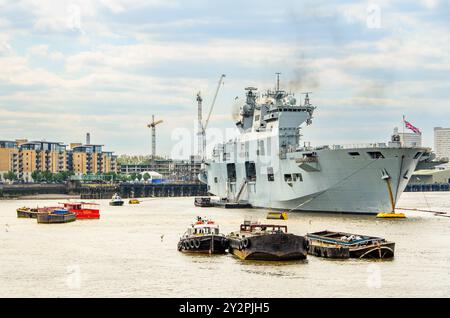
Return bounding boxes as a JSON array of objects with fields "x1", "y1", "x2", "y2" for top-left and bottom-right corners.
[
  {"x1": 178, "y1": 217, "x2": 228, "y2": 254},
  {"x1": 306, "y1": 230, "x2": 395, "y2": 259},
  {"x1": 17, "y1": 207, "x2": 38, "y2": 218},
  {"x1": 227, "y1": 220, "x2": 308, "y2": 261},
  {"x1": 194, "y1": 197, "x2": 214, "y2": 207},
  {"x1": 37, "y1": 208, "x2": 77, "y2": 224}
]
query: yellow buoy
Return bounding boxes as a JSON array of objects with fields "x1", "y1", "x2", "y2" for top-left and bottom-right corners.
[
  {"x1": 376, "y1": 212, "x2": 406, "y2": 218},
  {"x1": 267, "y1": 212, "x2": 288, "y2": 220},
  {"x1": 129, "y1": 199, "x2": 140, "y2": 204}
]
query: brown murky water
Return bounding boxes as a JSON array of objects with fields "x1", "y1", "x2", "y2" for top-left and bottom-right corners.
[{"x1": 1, "y1": 192, "x2": 449, "y2": 297}]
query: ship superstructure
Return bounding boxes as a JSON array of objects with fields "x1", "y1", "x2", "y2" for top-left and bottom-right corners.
[{"x1": 200, "y1": 76, "x2": 426, "y2": 214}]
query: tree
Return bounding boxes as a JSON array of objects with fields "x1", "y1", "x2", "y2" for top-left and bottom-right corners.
[
  {"x1": 137, "y1": 173, "x2": 142, "y2": 181},
  {"x1": 4, "y1": 171, "x2": 18, "y2": 181},
  {"x1": 143, "y1": 173, "x2": 150, "y2": 182},
  {"x1": 31, "y1": 171, "x2": 42, "y2": 182},
  {"x1": 42, "y1": 171, "x2": 53, "y2": 182}
]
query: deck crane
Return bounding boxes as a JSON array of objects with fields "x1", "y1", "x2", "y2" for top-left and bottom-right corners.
[
  {"x1": 198, "y1": 74, "x2": 226, "y2": 161},
  {"x1": 147, "y1": 114, "x2": 163, "y2": 159}
]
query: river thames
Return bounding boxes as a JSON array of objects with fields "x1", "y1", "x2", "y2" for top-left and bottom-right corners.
[{"x1": 0, "y1": 192, "x2": 449, "y2": 297}]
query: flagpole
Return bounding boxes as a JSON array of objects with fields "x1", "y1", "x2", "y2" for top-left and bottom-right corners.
[{"x1": 402, "y1": 115, "x2": 405, "y2": 147}]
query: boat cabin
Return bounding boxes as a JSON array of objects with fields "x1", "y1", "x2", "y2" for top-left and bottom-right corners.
[
  {"x1": 60, "y1": 202, "x2": 99, "y2": 210},
  {"x1": 184, "y1": 217, "x2": 220, "y2": 237},
  {"x1": 240, "y1": 223, "x2": 288, "y2": 234}
]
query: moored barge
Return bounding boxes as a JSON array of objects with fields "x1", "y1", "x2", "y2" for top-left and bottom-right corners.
[
  {"x1": 227, "y1": 220, "x2": 308, "y2": 261},
  {"x1": 37, "y1": 208, "x2": 77, "y2": 224},
  {"x1": 306, "y1": 230, "x2": 395, "y2": 259},
  {"x1": 194, "y1": 197, "x2": 214, "y2": 207},
  {"x1": 178, "y1": 217, "x2": 228, "y2": 254},
  {"x1": 17, "y1": 207, "x2": 38, "y2": 218}
]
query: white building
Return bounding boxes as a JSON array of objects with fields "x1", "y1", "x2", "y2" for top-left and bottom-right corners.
[
  {"x1": 392, "y1": 127, "x2": 422, "y2": 147},
  {"x1": 434, "y1": 127, "x2": 450, "y2": 160}
]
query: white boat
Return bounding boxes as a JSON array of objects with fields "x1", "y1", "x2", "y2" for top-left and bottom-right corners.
[
  {"x1": 109, "y1": 193, "x2": 124, "y2": 206},
  {"x1": 200, "y1": 77, "x2": 426, "y2": 214}
]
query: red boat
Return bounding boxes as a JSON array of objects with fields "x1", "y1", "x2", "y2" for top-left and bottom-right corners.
[{"x1": 59, "y1": 202, "x2": 100, "y2": 219}]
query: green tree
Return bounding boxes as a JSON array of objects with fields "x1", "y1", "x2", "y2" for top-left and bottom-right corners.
[
  {"x1": 143, "y1": 173, "x2": 150, "y2": 181},
  {"x1": 42, "y1": 171, "x2": 53, "y2": 182},
  {"x1": 137, "y1": 173, "x2": 142, "y2": 181},
  {"x1": 4, "y1": 171, "x2": 18, "y2": 181},
  {"x1": 31, "y1": 171, "x2": 42, "y2": 182}
]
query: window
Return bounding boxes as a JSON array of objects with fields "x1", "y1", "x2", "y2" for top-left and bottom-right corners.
[
  {"x1": 348, "y1": 152, "x2": 360, "y2": 156},
  {"x1": 214, "y1": 177, "x2": 218, "y2": 183},
  {"x1": 284, "y1": 174, "x2": 292, "y2": 182},
  {"x1": 414, "y1": 152, "x2": 422, "y2": 159},
  {"x1": 267, "y1": 167, "x2": 274, "y2": 182},
  {"x1": 293, "y1": 173, "x2": 303, "y2": 182},
  {"x1": 367, "y1": 151, "x2": 385, "y2": 159},
  {"x1": 245, "y1": 161, "x2": 256, "y2": 181},
  {"x1": 226, "y1": 163, "x2": 236, "y2": 182}
]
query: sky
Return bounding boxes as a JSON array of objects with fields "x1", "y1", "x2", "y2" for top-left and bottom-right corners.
[{"x1": 0, "y1": 0, "x2": 449, "y2": 158}]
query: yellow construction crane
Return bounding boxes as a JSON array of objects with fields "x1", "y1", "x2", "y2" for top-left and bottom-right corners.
[{"x1": 147, "y1": 114, "x2": 163, "y2": 159}]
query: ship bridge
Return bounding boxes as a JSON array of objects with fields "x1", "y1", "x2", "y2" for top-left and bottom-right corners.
[{"x1": 234, "y1": 76, "x2": 316, "y2": 153}]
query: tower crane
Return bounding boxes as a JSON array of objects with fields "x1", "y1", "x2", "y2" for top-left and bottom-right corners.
[
  {"x1": 147, "y1": 114, "x2": 163, "y2": 159},
  {"x1": 197, "y1": 74, "x2": 226, "y2": 161}
]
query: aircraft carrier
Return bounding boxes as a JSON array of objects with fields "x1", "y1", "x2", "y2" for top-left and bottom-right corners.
[{"x1": 199, "y1": 76, "x2": 426, "y2": 214}]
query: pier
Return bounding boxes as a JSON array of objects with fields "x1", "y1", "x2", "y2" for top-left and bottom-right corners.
[
  {"x1": 0, "y1": 182, "x2": 208, "y2": 199},
  {"x1": 81, "y1": 183, "x2": 208, "y2": 199}
]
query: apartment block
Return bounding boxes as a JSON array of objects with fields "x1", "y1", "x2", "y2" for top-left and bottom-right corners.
[{"x1": 0, "y1": 139, "x2": 118, "y2": 182}]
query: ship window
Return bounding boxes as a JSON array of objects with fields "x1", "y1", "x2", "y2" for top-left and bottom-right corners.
[
  {"x1": 226, "y1": 163, "x2": 236, "y2": 182},
  {"x1": 245, "y1": 161, "x2": 256, "y2": 181},
  {"x1": 267, "y1": 167, "x2": 274, "y2": 182},
  {"x1": 284, "y1": 174, "x2": 292, "y2": 182},
  {"x1": 414, "y1": 152, "x2": 422, "y2": 159},
  {"x1": 293, "y1": 173, "x2": 303, "y2": 182},
  {"x1": 348, "y1": 152, "x2": 360, "y2": 156},
  {"x1": 367, "y1": 151, "x2": 385, "y2": 159},
  {"x1": 214, "y1": 177, "x2": 218, "y2": 183}
]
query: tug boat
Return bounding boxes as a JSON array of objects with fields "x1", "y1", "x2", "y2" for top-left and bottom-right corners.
[
  {"x1": 306, "y1": 230, "x2": 395, "y2": 259},
  {"x1": 37, "y1": 208, "x2": 76, "y2": 224},
  {"x1": 60, "y1": 202, "x2": 100, "y2": 219},
  {"x1": 178, "y1": 217, "x2": 228, "y2": 254},
  {"x1": 17, "y1": 207, "x2": 38, "y2": 218},
  {"x1": 109, "y1": 193, "x2": 124, "y2": 206},
  {"x1": 227, "y1": 220, "x2": 308, "y2": 261}
]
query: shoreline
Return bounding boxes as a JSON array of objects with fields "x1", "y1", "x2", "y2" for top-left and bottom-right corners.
[{"x1": 0, "y1": 194, "x2": 81, "y2": 200}]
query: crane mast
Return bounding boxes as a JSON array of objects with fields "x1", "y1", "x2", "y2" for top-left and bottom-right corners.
[
  {"x1": 199, "y1": 74, "x2": 225, "y2": 161},
  {"x1": 147, "y1": 115, "x2": 163, "y2": 160}
]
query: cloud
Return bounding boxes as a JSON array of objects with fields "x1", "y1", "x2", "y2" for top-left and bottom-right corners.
[{"x1": 0, "y1": 0, "x2": 449, "y2": 155}]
